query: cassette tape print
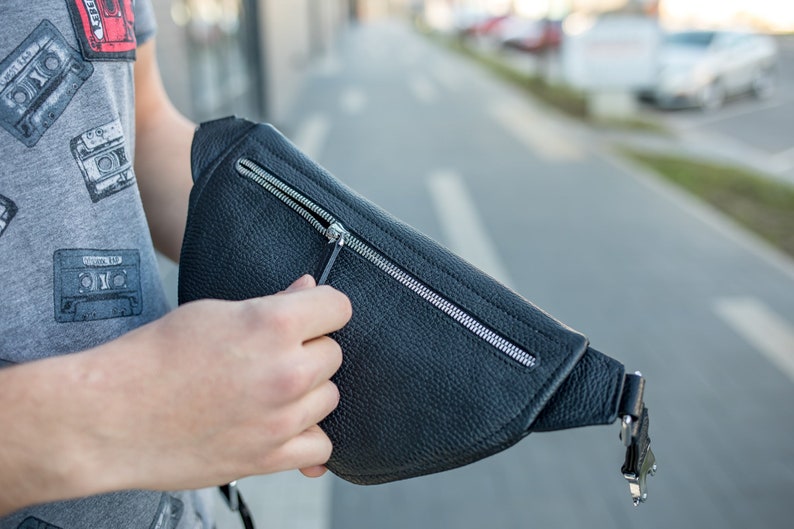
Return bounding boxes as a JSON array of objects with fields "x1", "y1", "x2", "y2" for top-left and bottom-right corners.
[
  {"x1": 0, "y1": 194, "x2": 18, "y2": 238},
  {"x1": 17, "y1": 517, "x2": 63, "y2": 529},
  {"x1": 71, "y1": 118, "x2": 135, "y2": 202},
  {"x1": 66, "y1": 0, "x2": 137, "y2": 60},
  {"x1": 0, "y1": 20, "x2": 94, "y2": 147},
  {"x1": 54, "y1": 249, "x2": 142, "y2": 323}
]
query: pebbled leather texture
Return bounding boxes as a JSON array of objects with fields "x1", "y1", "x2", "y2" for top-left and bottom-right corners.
[{"x1": 178, "y1": 117, "x2": 626, "y2": 485}]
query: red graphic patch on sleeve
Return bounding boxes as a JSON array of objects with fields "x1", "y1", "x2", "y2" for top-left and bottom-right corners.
[{"x1": 66, "y1": 0, "x2": 137, "y2": 60}]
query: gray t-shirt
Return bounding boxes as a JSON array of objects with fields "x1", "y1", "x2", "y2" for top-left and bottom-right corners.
[{"x1": 0, "y1": 1, "x2": 210, "y2": 527}]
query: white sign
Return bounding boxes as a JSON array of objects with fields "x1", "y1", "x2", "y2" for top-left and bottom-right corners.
[{"x1": 562, "y1": 13, "x2": 661, "y2": 91}]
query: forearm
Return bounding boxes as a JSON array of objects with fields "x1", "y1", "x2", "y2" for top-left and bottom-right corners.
[
  {"x1": 0, "y1": 351, "x2": 127, "y2": 515},
  {"x1": 0, "y1": 279, "x2": 350, "y2": 516},
  {"x1": 133, "y1": 40, "x2": 196, "y2": 262}
]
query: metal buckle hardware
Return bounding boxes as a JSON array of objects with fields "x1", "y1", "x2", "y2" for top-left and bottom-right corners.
[
  {"x1": 219, "y1": 481, "x2": 255, "y2": 529},
  {"x1": 619, "y1": 372, "x2": 657, "y2": 506},
  {"x1": 220, "y1": 481, "x2": 240, "y2": 511}
]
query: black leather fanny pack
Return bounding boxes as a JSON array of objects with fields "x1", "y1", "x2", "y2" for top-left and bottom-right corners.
[{"x1": 178, "y1": 117, "x2": 657, "y2": 506}]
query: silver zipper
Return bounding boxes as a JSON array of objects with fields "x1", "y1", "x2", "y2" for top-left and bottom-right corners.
[
  {"x1": 318, "y1": 222, "x2": 348, "y2": 285},
  {"x1": 236, "y1": 158, "x2": 537, "y2": 368}
]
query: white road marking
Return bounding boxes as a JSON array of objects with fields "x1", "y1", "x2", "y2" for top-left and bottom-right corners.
[
  {"x1": 714, "y1": 297, "x2": 794, "y2": 384},
  {"x1": 427, "y1": 170, "x2": 513, "y2": 287},
  {"x1": 432, "y1": 63, "x2": 462, "y2": 92},
  {"x1": 489, "y1": 100, "x2": 584, "y2": 162},
  {"x1": 771, "y1": 144, "x2": 794, "y2": 171},
  {"x1": 408, "y1": 74, "x2": 438, "y2": 104},
  {"x1": 340, "y1": 87, "x2": 367, "y2": 115},
  {"x1": 293, "y1": 114, "x2": 331, "y2": 160}
]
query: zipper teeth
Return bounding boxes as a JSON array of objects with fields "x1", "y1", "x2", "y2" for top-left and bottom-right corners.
[
  {"x1": 237, "y1": 159, "x2": 334, "y2": 234},
  {"x1": 236, "y1": 158, "x2": 537, "y2": 368},
  {"x1": 344, "y1": 237, "x2": 537, "y2": 368}
]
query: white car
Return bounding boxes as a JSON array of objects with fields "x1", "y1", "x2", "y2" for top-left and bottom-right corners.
[{"x1": 645, "y1": 29, "x2": 778, "y2": 110}]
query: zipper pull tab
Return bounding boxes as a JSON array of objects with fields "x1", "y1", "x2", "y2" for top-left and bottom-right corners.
[{"x1": 316, "y1": 222, "x2": 349, "y2": 285}]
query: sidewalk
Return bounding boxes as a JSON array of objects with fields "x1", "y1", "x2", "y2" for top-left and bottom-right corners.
[{"x1": 599, "y1": 120, "x2": 794, "y2": 186}]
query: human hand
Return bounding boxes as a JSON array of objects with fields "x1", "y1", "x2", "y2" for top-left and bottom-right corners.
[{"x1": 68, "y1": 275, "x2": 350, "y2": 494}]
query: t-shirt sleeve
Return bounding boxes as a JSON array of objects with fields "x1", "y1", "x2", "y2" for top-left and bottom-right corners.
[{"x1": 135, "y1": 0, "x2": 158, "y2": 45}]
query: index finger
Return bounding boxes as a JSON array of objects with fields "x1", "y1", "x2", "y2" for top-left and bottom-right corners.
[{"x1": 277, "y1": 284, "x2": 353, "y2": 341}]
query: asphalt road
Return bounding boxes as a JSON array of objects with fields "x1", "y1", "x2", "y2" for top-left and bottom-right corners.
[{"x1": 218, "y1": 20, "x2": 794, "y2": 529}]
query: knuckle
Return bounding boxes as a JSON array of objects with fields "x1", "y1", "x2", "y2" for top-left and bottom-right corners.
[
  {"x1": 250, "y1": 442, "x2": 283, "y2": 474},
  {"x1": 273, "y1": 360, "x2": 314, "y2": 400},
  {"x1": 267, "y1": 306, "x2": 300, "y2": 336},
  {"x1": 244, "y1": 298, "x2": 299, "y2": 337},
  {"x1": 264, "y1": 409, "x2": 301, "y2": 441}
]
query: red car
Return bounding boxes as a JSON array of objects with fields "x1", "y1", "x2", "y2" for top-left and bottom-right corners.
[{"x1": 501, "y1": 18, "x2": 563, "y2": 54}]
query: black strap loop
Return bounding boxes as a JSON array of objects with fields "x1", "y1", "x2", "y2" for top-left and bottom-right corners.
[
  {"x1": 219, "y1": 483, "x2": 255, "y2": 529},
  {"x1": 617, "y1": 373, "x2": 657, "y2": 505}
]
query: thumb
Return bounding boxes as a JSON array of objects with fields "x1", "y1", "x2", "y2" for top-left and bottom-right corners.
[{"x1": 283, "y1": 274, "x2": 316, "y2": 293}]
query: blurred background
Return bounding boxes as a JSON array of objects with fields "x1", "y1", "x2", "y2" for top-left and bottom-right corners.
[{"x1": 151, "y1": 1, "x2": 794, "y2": 528}]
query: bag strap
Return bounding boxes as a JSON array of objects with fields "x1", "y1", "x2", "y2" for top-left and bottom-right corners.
[
  {"x1": 219, "y1": 482, "x2": 255, "y2": 529},
  {"x1": 618, "y1": 372, "x2": 657, "y2": 505},
  {"x1": 528, "y1": 348, "x2": 657, "y2": 505}
]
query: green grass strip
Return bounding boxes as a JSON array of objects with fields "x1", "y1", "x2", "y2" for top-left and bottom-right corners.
[
  {"x1": 422, "y1": 31, "x2": 664, "y2": 132},
  {"x1": 437, "y1": 33, "x2": 589, "y2": 118},
  {"x1": 623, "y1": 150, "x2": 794, "y2": 258}
]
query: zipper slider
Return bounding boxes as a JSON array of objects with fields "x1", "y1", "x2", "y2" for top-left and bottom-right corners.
[{"x1": 317, "y1": 222, "x2": 349, "y2": 285}]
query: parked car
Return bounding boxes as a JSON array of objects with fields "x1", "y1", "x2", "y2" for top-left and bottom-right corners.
[
  {"x1": 501, "y1": 18, "x2": 562, "y2": 54},
  {"x1": 459, "y1": 14, "x2": 510, "y2": 39},
  {"x1": 460, "y1": 14, "x2": 562, "y2": 55},
  {"x1": 642, "y1": 29, "x2": 778, "y2": 110}
]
